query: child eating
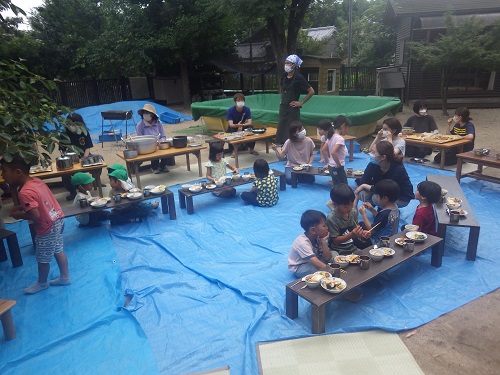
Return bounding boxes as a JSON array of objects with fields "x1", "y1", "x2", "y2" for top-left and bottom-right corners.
[{"x1": 240, "y1": 159, "x2": 278, "y2": 207}]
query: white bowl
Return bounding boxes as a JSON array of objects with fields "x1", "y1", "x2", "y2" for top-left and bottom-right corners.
[
  {"x1": 369, "y1": 249, "x2": 384, "y2": 261},
  {"x1": 334, "y1": 256, "x2": 349, "y2": 268},
  {"x1": 215, "y1": 180, "x2": 225, "y2": 188},
  {"x1": 406, "y1": 231, "x2": 428, "y2": 242},
  {"x1": 189, "y1": 186, "x2": 203, "y2": 193},
  {"x1": 304, "y1": 274, "x2": 322, "y2": 289},
  {"x1": 321, "y1": 277, "x2": 347, "y2": 294},
  {"x1": 232, "y1": 174, "x2": 241, "y2": 181},
  {"x1": 181, "y1": 184, "x2": 192, "y2": 191},
  {"x1": 241, "y1": 174, "x2": 251, "y2": 181},
  {"x1": 404, "y1": 224, "x2": 419, "y2": 232}
]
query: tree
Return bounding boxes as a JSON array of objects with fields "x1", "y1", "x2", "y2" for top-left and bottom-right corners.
[{"x1": 409, "y1": 14, "x2": 500, "y2": 114}]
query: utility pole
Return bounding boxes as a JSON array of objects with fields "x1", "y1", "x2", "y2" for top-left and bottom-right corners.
[{"x1": 348, "y1": 0, "x2": 353, "y2": 67}]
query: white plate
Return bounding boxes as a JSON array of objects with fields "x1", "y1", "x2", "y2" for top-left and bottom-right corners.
[
  {"x1": 128, "y1": 188, "x2": 141, "y2": 193},
  {"x1": 394, "y1": 238, "x2": 406, "y2": 246},
  {"x1": 313, "y1": 271, "x2": 332, "y2": 279},
  {"x1": 406, "y1": 231, "x2": 428, "y2": 242},
  {"x1": 189, "y1": 187, "x2": 203, "y2": 193},
  {"x1": 90, "y1": 200, "x2": 108, "y2": 208},
  {"x1": 378, "y1": 247, "x2": 395, "y2": 256},
  {"x1": 293, "y1": 166, "x2": 303, "y2": 171},
  {"x1": 206, "y1": 184, "x2": 217, "y2": 190},
  {"x1": 150, "y1": 188, "x2": 165, "y2": 195},
  {"x1": 144, "y1": 185, "x2": 156, "y2": 190},
  {"x1": 447, "y1": 209, "x2": 468, "y2": 217},
  {"x1": 321, "y1": 277, "x2": 347, "y2": 294},
  {"x1": 188, "y1": 143, "x2": 202, "y2": 147},
  {"x1": 446, "y1": 197, "x2": 462, "y2": 204},
  {"x1": 127, "y1": 192, "x2": 142, "y2": 200}
]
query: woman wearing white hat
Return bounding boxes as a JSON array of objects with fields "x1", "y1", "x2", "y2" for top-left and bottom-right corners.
[
  {"x1": 137, "y1": 104, "x2": 169, "y2": 173},
  {"x1": 276, "y1": 54, "x2": 315, "y2": 144}
]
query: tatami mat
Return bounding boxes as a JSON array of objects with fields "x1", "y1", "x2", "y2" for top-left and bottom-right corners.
[{"x1": 256, "y1": 331, "x2": 424, "y2": 375}]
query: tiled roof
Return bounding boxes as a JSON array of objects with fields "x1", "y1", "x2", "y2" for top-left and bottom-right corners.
[
  {"x1": 303, "y1": 26, "x2": 336, "y2": 41},
  {"x1": 387, "y1": 0, "x2": 500, "y2": 17}
]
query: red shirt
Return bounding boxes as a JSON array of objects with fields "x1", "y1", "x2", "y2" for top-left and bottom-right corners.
[
  {"x1": 18, "y1": 178, "x2": 64, "y2": 235},
  {"x1": 412, "y1": 204, "x2": 436, "y2": 236}
]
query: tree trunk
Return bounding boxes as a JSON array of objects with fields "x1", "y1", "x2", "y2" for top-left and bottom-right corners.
[
  {"x1": 180, "y1": 60, "x2": 191, "y2": 108},
  {"x1": 286, "y1": 0, "x2": 313, "y2": 53},
  {"x1": 440, "y1": 68, "x2": 448, "y2": 116},
  {"x1": 266, "y1": 4, "x2": 287, "y2": 71}
]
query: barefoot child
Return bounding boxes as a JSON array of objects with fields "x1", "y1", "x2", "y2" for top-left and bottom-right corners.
[
  {"x1": 240, "y1": 159, "x2": 278, "y2": 207},
  {"x1": 205, "y1": 142, "x2": 238, "y2": 198},
  {"x1": 2, "y1": 154, "x2": 70, "y2": 294}
]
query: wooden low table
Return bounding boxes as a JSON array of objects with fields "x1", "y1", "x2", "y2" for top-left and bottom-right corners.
[
  {"x1": 456, "y1": 150, "x2": 500, "y2": 183},
  {"x1": 309, "y1": 134, "x2": 357, "y2": 162},
  {"x1": 291, "y1": 167, "x2": 362, "y2": 188},
  {"x1": 427, "y1": 174, "x2": 480, "y2": 264},
  {"x1": 225, "y1": 127, "x2": 277, "y2": 168},
  {"x1": 28, "y1": 189, "x2": 176, "y2": 246},
  {"x1": 402, "y1": 135, "x2": 472, "y2": 170},
  {"x1": 117, "y1": 145, "x2": 207, "y2": 189},
  {"x1": 178, "y1": 169, "x2": 286, "y2": 215},
  {"x1": 286, "y1": 232, "x2": 443, "y2": 334}
]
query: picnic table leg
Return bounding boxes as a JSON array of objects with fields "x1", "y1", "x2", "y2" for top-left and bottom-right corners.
[
  {"x1": 6, "y1": 232, "x2": 22, "y2": 268},
  {"x1": 178, "y1": 191, "x2": 186, "y2": 209},
  {"x1": 186, "y1": 196, "x2": 194, "y2": 215},
  {"x1": 432, "y1": 224, "x2": 446, "y2": 267},
  {"x1": 194, "y1": 150, "x2": 202, "y2": 177},
  {"x1": 167, "y1": 193, "x2": 176, "y2": 220},
  {"x1": 439, "y1": 147, "x2": 446, "y2": 170},
  {"x1": 285, "y1": 287, "x2": 298, "y2": 319},
  {"x1": 349, "y1": 139, "x2": 354, "y2": 162},
  {"x1": 456, "y1": 157, "x2": 464, "y2": 181},
  {"x1": 91, "y1": 169, "x2": 103, "y2": 196},
  {"x1": 233, "y1": 147, "x2": 240, "y2": 168},
  {"x1": 311, "y1": 304, "x2": 326, "y2": 334},
  {"x1": 279, "y1": 174, "x2": 286, "y2": 191},
  {"x1": 185, "y1": 154, "x2": 191, "y2": 172},
  {"x1": 265, "y1": 139, "x2": 270, "y2": 154},
  {"x1": 291, "y1": 172, "x2": 298, "y2": 188},
  {"x1": 1, "y1": 309, "x2": 16, "y2": 341},
  {"x1": 133, "y1": 162, "x2": 141, "y2": 190},
  {"x1": 466, "y1": 227, "x2": 480, "y2": 261}
]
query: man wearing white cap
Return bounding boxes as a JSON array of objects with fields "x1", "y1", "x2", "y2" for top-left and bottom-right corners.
[{"x1": 276, "y1": 54, "x2": 315, "y2": 144}]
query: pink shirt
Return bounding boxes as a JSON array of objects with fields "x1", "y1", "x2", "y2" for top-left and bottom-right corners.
[
  {"x1": 19, "y1": 178, "x2": 64, "y2": 235},
  {"x1": 327, "y1": 134, "x2": 347, "y2": 167},
  {"x1": 282, "y1": 137, "x2": 315, "y2": 167}
]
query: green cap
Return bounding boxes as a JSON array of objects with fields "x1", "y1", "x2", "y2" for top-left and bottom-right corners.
[
  {"x1": 71, "y1": 172, "x2": 95, "y2": 186},
  {"x1": 107, "y1": 164, "x2": 127, "y2": 173},
  {"x1": 108, "y1": 169, "x2": 128, "y2": 182}
]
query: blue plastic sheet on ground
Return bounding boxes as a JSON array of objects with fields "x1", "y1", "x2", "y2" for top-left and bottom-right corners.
[
  {"x1": 2, "y1": 151, "x2": 499, "y2": 375},
  {"x1": 74, "y1": 101, "x2": 193, "y2": 137},
  {"x1": 0, "y1": 219, "x2": 158, "y2": 375},
  {"x1": 108, "y1": 152, "x2": 500, "y2": 375}
]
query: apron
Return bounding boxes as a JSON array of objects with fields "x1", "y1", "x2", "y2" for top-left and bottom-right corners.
[{"x1": 277, "y1": 75, "x2": 301, "y2": 144}]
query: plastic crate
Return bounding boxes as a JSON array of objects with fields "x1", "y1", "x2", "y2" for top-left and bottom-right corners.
[
  {"x1": 160, "y1": 112, "x2": 181, "y2": 124},
  {"x1": 99, "y1": 130, "x2": 122, "y2": 142}
]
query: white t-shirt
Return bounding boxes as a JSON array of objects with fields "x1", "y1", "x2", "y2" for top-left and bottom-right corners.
[
  {"x1": 288, "y1": 233, "x2": 321, "y2": 272},
  {"x1": 327, "y1": 134, "x2": 347, "y2": 167}
]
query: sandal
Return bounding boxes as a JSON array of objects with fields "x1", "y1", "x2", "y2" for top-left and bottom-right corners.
[{"x1": 250, "y1": 150, "x2": 259, "y2": 155}]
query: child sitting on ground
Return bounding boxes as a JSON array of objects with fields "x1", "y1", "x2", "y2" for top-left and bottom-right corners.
[
  {"x1": 288, "y1": 210, "x2": 333, "y2": 278},
  {"x1": 107, "y1": 163, "x2": 133, "y2": 184},
  {"x1": 412, "y1": 181, "x2": 441, "y2": 235},
  {"x1": 108, "y1": 169, "x2": 158, "y2": 225},
  {"x1": 327, "y1": 183, "x2": 371, "y2": 255},
  {"x1": 205, "y1": 142, "x2": 238, "y2": 198},
  {"x1": 71, "y1": 172, "x2": 108, "y2": 227},
  {"x1": 2, "y1": 154, "x2": 70, "y2": 294},
  {"x1": 357, "y1": 179, "x2": 400, "y2": 248},
  {"x1": 240, "y1": 159, "x2": 279, "y2": 207}
]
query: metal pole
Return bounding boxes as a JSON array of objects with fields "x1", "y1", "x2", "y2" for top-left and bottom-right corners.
[{"x1": 348, "y1": 0, "x2": 352, "y2": 67}]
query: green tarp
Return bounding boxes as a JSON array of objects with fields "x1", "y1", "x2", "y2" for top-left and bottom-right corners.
[{"x1": 191, "y1": 94, "x2": 401, "y2": 127}]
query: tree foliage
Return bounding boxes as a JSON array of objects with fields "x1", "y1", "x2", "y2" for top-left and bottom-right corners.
[{"x1": 409, "y1": 13, "x2": 500, "y2": 114}]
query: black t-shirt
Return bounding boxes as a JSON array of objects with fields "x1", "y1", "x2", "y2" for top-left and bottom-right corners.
[
  {"x1": 62, "y1": 128, "x2": 94, "y2": 156},
  {"x1": 280, "y1": 72, "x2": 311, "y2": 103}
]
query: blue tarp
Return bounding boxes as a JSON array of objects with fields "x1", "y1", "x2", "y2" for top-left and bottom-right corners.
[{"x1": 1, "y1": 151, "x2": 499, "y2": 375}]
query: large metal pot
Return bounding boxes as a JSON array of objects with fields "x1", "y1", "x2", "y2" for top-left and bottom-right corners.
[
  {"x1": 126, "y1": 136, "x2": 158, "y2": 155},
  {"x1": 172, "y1": 136, "x2": 188, "y2": 148},
  {"x1": 56, "y1": 156, "x2": 73, "y2": 170},
  {"x1": 65, "y1": 152, "x2": 80, "y2": 164}
]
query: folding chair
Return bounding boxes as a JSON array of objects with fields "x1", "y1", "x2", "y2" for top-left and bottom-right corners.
[{"x1": 100, "y1": 110, "x2": 136, "y2": 147}]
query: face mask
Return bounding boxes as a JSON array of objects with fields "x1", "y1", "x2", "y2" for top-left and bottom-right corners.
[
  {"x1": 236, "y1": 101, "x2": 244, "y2": 108},
  {"x1": 419, "y1": 109, "x2": 427, "y2": 116},
  {"x1": 372, "y1": 194, "x2": 381, "y2": 207},
  {"x1": 382, "y1": 130, "x2": 390, "y2": 137},
  {"x1": 369, "y1": 153, "x2": 379, "y2": 165},
  {"x1": 143, "y1": 114, "x2": 153, "y2": 122},
  {"x1": 453, "y1": 116, "x2": 459, "y2": 123},
  {"x1": 297, "y1": 129, "x2": 307, "y2": 139},
  {"x1": 284, "y1": 65, "x2": 293, "y2": 73}
]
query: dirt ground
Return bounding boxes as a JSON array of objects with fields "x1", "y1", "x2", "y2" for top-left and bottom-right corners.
[{"x1": 3, "y1": 103, "x2": 499, "y2": 374}]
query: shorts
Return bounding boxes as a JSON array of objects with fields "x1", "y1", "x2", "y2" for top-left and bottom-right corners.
[{"x1": 35, "y1": 219, "x2": 65, "y2": 263}]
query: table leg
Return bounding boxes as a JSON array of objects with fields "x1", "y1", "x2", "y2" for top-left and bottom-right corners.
[
  {"x1": 186, "y1": 154, "x2": 191, "y2": 172},
  {"x1": 349, "y1": 139, "x2": 354, "y2": 162},
  {"x1": 178, "y1": 191, "x2": 186, "y2": 209},
  {"x1": 466, "y1": 227, "x2": 480, "y2": 261},
  {"x1": 160, "y1": 196, "x2": 168, "y2": 214},
  {"x1": 265, "y1": 140, "x2": 270, "y2": 154},
  {"x1": 194, "y1": 150, "x2": 202, "y2": 177},
  {"x1": 167, "y1": 193, "x2": 176, "y2": 220},
  {"x1": 285, "y1": 287, "x2": 298, "y2": 319},
  {"x1": 279, "y1": 174, "x2": 286, "y2": 191},
  {"x1": 1, "y1": 309, "x2": 16, "y2": 341},
  {"x1": 439, "y1": 147, "x2": 446, "y2": 170},
  {"x1": 233, "y1": 147, "x2": 240, "y2": 168},
  {"x1": 432, "y1": 224, "x2": 446, "y2": 267},
  {"x1": 92, "y1": 169, "x2": 103, "y2": 197},
  {"x1": 311, "y1": 304, "x2": 326, "y2": 334},
  {"x1": 456, "y1": 157, "x2": 464, "y2": 181},
  {"x1": 291, "y1": 172, "x2": 298, "y2": 188},
  {"x1": 133, "y1": 162, "x2": 141, "y2": 190},
  {"x1": 6, "y1": 233, "x2": 22, "y2": 268},
  {"x1": 186, "y1": 196, "x2": 194, "y2": 215}
]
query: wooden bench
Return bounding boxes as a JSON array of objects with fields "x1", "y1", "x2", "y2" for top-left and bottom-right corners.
[
  {"x1": 309, "y1": 134, "x2": 357, "y2": 162},
  {"x1": 456, "y1": 150, "x2": 500, "y2": 184},
  {"x1": 0, "y1": 229, "x2": 23, "y2": 268},
  {"x1": 0, "y1": 299, "x2": 16, "y2": 341},
  {"x1": 29, "y1": 189, "x2": 176, "y2": 245},
  {"x1": 286, "y1": 232, "x2": 443, "y2": 334},
  {"x1": 178, "y1": 169, "x2": 286, "y2": 215},
  {"x1": 427, "y1": 175, "x2": 480, "y2": 265}
]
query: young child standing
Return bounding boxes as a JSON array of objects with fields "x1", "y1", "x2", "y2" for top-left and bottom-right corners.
[
  {"x1": 205, "y1": 142, "x2": 238, "y2": 198},
  {"x1": 327, "y1": 183, "x2": 371, "y2": 255},
  {"x1": 288, "y1": 210, "x2": 332, "y2": 278},
  {"x1": 412, "y1": 181, "x2": 441, "y2": 235},
  {"x1": 71, "y1": 172, "x2": 108, "y2": 227},
  {"x1": 107, "y1": 169, "x2": 158, "y2": 225},
  {"x1": 240, "y1": 159, "x2": 279, "y2": 207},
  {"x1": 357, "y1": 179, "x2": 400, "y2": 247},
  {"x1": 316, "y1": 119, "x2": 333, "y2": 163},
  {"x1": 323, "y1": 115, "x2": 350, "y2": 186},
  {"x1": 2, "y1": 155, "x2": 70, "y2": 294}
]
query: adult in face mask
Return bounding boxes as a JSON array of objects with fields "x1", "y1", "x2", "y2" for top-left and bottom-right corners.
[
  {"x1": 276, "y1": 54, "x2": 315, "y2": 144},
  {"x1": 225, "y1": 93, "x2": 257, "y2": 157},
  {"x1": 404, "y1": 100, "x2": 438, "y2": 158},
  {"x1": 369, "y1": 118, "x2": 406, "y2": 156},
  {"x1": 137, "y1": 104, "x2": 169, "y2": 174},
  {"x1": 354, "y1": 141, "x2": 414, "y2": 208},
  {"x1": 271, "y1": 121, "x2": 315, "y2": 184}
]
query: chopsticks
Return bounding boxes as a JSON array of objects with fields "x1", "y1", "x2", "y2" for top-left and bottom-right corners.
[{"x1": 368, "y1": 222, "x2": 381, "y2": 233}]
